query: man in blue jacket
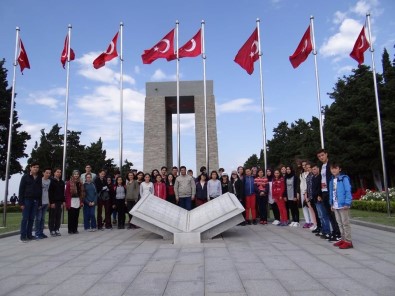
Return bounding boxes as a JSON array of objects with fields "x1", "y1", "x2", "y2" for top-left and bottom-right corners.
[{"x1": 19, "y1": 162, "x2": 42, "y2": 242}]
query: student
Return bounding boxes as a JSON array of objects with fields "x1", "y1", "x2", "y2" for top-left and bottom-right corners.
[
  {"x1": 95, "y1": 169, "x2": 111, "y2": 230},
  {"x1": 160, "y1": 166, "x2": 168, "y2": 182},
  {"x1": 207, "y1": 170, "x2": 221, "y2": 200},
  {"x1": 154, "y1": 174, "x2": 167, "y2": 199},
  {"x1": 272, "y1": 169, "x2": 287, "y2": 226},
  {"x1": 114, "y1": 176, "x2": 126, "y2": 229},
  {"x1": 329, "y1": 162, "x2": 353, "y2": 249},
  {"x1": 140, "y1": 173, "x2": 154, "y2": 199},
  {"x1": 284, "y1": 166, "x2": 300, "y2": 227},
  {"x1": 166, "y1": 174, "x2": 176, "y2": 204},
  {"x1": 306, "y1": 163, "x2": 320, "y2": 232},
  {"x1": 125, "y1": 172, "x2": 139, "y2": 229},
  {"x1": 80, "y1": 164, "x2": 96, "y2": 184},
  {"x1": 35, "y1": 168, "x2": 51, "y2": 239},
  {"x1": 65, "y1": 170, "x2": 84, "y2": 234},
  {"x1": 220, "y1": 173, "x2": 230, "y2": 194},
  {"x1": 254, "y1": 169, "x2": 269, "y2": 224},
  {"x1": 237, "y1": 166, "x2": 245, "y2": 181},
  {"x1": 244, "y1": 168, "x2": 257, "y2": 225},
  {"x1": 317, "y1": 149, "x2": 341, "y2": 242},
  {"x1": 300, "y1": 161, "x2": 313, "y2": 228},
  {"x1": 172, "y1": 166, "x2": 179, "y2": 179},
  {"x1": 195, "y1": 174, "x2": 208, "y2": 206},
  {"x1": 18, "y1": 162, "x2": 42, "y2": 242},
  {"x1": 83, "y1": 173, "x2": 97, "y2": 231},
  {"x1": 151, "y1": 169, "x2": 160, "y2": 183},
  {"x1": 48, "y1": 168, "x2": 65, "y2": 236},
  {"x1": 174, "y1": 166, "x2": 196, "y2": 210},
  {"x1": 267, "y1": 168, "x2": 280, "y2": 225},
  {"x1": 229, "y1": 170, "x2": 245, "y2": 225}
]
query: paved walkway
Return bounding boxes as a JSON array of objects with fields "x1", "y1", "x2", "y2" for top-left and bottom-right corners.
[{"x1": 0, "y1": 223, "x2": 394, "y2": 296}]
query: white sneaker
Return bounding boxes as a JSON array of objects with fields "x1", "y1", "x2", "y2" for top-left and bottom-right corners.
[
  {"x1": 289, "y1": 222, "x2": 295, "y2": 227},
  {"x1": 272, "y1": 220, "x2": 280, "y2": 225},
  {"x1": 309, "y1": 224, "x2": 317, "y2": 230},
  {"x1": 293, "y1": 222, "x2": 300, "y2": 227}
]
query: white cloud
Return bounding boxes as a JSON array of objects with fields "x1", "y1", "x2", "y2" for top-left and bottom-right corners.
[
  {"x1": 336, "y1": 65, "x2": 354, "y2": 77},
  {"x1": 151, "y1": 69, "x2": 177, "y2": 81},
  {"x1": 320, "y1": 18, "x2": 362, "y2": 59},
  {"x1": 76, "y1": 52, "x2": 135, "y2": 85},
  {"x1": 333, "y1": 11, "x2": 347, "y2": 25},
  {"x1": 26, "y1": 88, "x2": 66, "y2": 109},
  {"x1": 134, "y1": 65, "x2": 140, "y2": 74},
  {"x1": 19, "y1": 120, "x2": 52, "y2": 163},
  {"x1": 351, "y1": 0, "x2": 381, "y2": 16},
  {"x1": 216, "y1": 98, "x2": 258, "y2": 114}
]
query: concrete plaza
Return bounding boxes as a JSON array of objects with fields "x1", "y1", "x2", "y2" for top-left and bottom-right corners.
[{"x1": 0, "y1": 223, "x2": 394, "y2": 296}]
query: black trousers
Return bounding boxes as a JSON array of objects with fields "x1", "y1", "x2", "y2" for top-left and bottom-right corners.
[
  {"x1": 322, "y1": 191, "x2": 340, "y2": 235},
  {"x1": 115, "y1": 199, "x2": 126, "y2": 228},
  {"x1": 287, "y1": 199, "x2": 299, "y2": 222},
  {"x1": 270, "y1": 202, "x2": 280, "y2": 221},
  {"x1": 68, "y1": 207, "x2": 80, "y2": 233},
  {"x1": 257, "y1": 196, "x2": 268, "y2": 221},
  {"x1": 126, "y1": 200, "x2": 136, "y2": 224},
  {"x1": 48, "y1": 201, "x2": 62, "y2": 232}
]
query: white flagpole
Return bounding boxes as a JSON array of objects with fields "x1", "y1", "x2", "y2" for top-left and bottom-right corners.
[
  {"x1": 3, "y1": 26, "x2": 20, "y2": 227},
  {"x1": 310, "y1": 16, "x2": 325, "y2": 149},
  {"x1": 202, "y1": 20, "x2": 209, "y2": 173},
  {"x1": 176, "y1": 20, "x2": 181, "y2": 172},
  {"x1": 256, "y1": 19, "x2": 267, "y2": 173},
  {"x1": 366, "y1": 13, "x2": 390, "y2": 216},
  {"x1": 119, "y1": 22, "x2": 124, "y2": 174},
  {"x1": 62, "y1": 24, "x2": 72, "y2": 181}
]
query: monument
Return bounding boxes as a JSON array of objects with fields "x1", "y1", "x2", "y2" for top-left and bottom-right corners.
[
  {"x1": 143, "y1": 80, "x2": 219, "y2": 173},
  {"x1": 130, "y1": 192, "x2": 245, "y2": 244}
]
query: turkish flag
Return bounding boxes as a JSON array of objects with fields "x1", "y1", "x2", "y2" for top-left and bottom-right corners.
[
  {"x1": 61, "y1": 34, "x2": 75, "y2": 69},
  {"x1": 17, "y1": 38, "x2": 30, "y2": 73},
  {"x1": 289, "y1": 25, "x2": 313, "y2": 69},
  {"x1": 167, "y1": 29, "x2": 202, "y2": 61},
  {"x1": 350, "y1": 26, "x2": 370, "y2": 65},
  {"x1": 234, "y1": 28, "x2": 259, "y2": 75},
  {"x1": 93, "y1": 32, "x2": 119, "y2": 69},
  {"x1": 141, "y1": 29, "x2": 175, "y2": 64}
]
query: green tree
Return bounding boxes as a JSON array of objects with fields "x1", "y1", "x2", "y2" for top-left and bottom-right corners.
[
  {"x1": 0, "y1": 59, "x2": 31, "y2": 180},
  {"x1": 121, "y1": 159, "x2": 134, "y2": 174},
  {"x1": 244, "y1": 154, "x2": 259, "y2": 169}
]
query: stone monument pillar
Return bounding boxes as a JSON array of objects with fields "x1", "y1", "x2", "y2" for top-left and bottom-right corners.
[{"x1": 144, "y1": 80, "x2": 219, "y2": 172}]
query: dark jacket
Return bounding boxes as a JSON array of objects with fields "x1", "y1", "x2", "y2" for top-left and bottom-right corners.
[
  {"x1": 48, "y1": 177, "x2": 65, "y2": 203},
  {"x1": 243, "y1": 176, "x2": 255, "y2": 196},
  {"x1": 312, "y1": 174, "x2": 322, "y2": 202},
  {"x1": 18, "y1": 174, "x2": 42, "y2": 206},
  {"x1": 284, "y1": 174, "x2": 299, "y2": 199},
  {"x1": 195, "y1": 181, "x2": 208, "y2": 200},
  {"x1": 229, "y1": 179, "x2": 244, "y2": 201}
]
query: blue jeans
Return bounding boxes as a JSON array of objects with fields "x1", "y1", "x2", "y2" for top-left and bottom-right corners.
[
  {"x1": 178, "y1": 197, "x2": 192, "y2": 211},
  {"x1": 35, "y1": 204, "x2": 48, "y2": 237},
  {"x1": 20, "y1": 198, "x2": 37, "y2": 239},
  {"x1": 316, "y1": 201, "x2": 330, "y2": 234},
  {"x1": 83, "y1": 205, "x2": 97, "y2": 230}
]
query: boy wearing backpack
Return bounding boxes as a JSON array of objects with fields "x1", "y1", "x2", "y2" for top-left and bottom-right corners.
[{"x1": 329, "y1": 162, "x2": 353, "y2": 249}]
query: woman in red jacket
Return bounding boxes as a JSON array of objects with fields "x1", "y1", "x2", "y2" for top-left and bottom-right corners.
[
  {"x1": 154, "y1": 174, "x2": 167, "y2": 200},
  {"x1": 271, "y1": 169, "x2": 287, "y2": 226}
]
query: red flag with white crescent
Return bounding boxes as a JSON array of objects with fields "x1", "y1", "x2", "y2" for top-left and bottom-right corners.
[
  {"x1": 61, "y1": 34, "x2": 75, "y2": 68},
  {"x1": 289, "y1": 25, "x2": 313, "y2": 69},
  {"x1": 141, "y1": 29, "x2": 175, "y2": 64},
  {"x1": 17, "y1": 38, "x2": 30, "y2": 73},
  {"x1": 167, "y1": 29, "x2": 202, "y2": 61},
  {"x1": 350, "y1": 26, "x2": 370, "y2": 65},
  {"x1": 234, "y1": 28, "x2": 259, "y2": 75},
  {"x1": 93, "y1": 32, "x2": 119, "y2": 69}
]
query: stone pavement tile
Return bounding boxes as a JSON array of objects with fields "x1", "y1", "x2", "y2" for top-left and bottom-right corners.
[
  {"x1": 100, "y1": 265, "x2": 143, "y2": 283},
  {"x1": 205, "y1": 270, "x2": 244, "y2": 293},
  {"x1": 45, "y1": 250, "x2": 84, "y2": 261},
  {"x1": 304, "y1": 244, "x2": 335, "y2": 255},
  {"x1": 11, "y1": 255, "x2": 47, "y2": 268},
  {"x1": 234, "y1": 262, "x2": 274, "y2": 280},
  {"x1": 259, "y1": 255, "x2": 300, "y2": 270},
  {"x1": 358, "y1": 259, "x2": 395, "y2": 277},
  {"x1": 205, "y1": 293, "x2": 247, "y2": 296},
  {"x1": 290, "y1": 260, "x2": 343, "y2": 279},
  {"x1": 176, "y1": 250, "x2": 204, "y2": 264},
  {"x1": 254, "y1": 246, "x2": 283, "y2": 256},
  {"x1": 120, "y1": 252, "x2": 152, "y2": 266},
  {"x1": 79, "y1": 259, "x2": 118, "y2": 274},
  {"x1": 45, "y1": 274, "x2": 102, "y2": 296},
  {"x1": 271, "y1": 269, "x2": 324, "y2": 291},
  {"x1": 228, "y1": 249, "x2": 260, "y2": 263},
  {"x1": 169, "y1": 263, "x2": 204, "y2": 281},
  {"x1": 100, "y1": 249, "x2": 130, "y2": 261},
  {"x1": 19, "y1": 260, "x2": 64, "y2": 275},
  {"x1": 242, "y1": 279, "x2": 289, "y2": 296},
  {"x1": 164, "y1": 280, "x2": 204, "y2": 296},
  {"x1": 291, "y1": 290, "x2": 335, "y2": 296},
  {"x1": 28, "y1": 266, "x2": 81, "y2": 285},
  {"x1": 372, "y1": 252, "x2": 395, "y2": 264},
  {"x1": 0, "y1": 266, "x2": 23, "y2": 280},
  {"x1": 151, "y1": 247, "x2": 180, "y2": 259},
  {"x1": 318, "y1": 254, "x2": 365, "y2": 269},
  {"x1": 6, "y1": 284, "x2": 53, "y2": 296},
  {"x1": 205, "y1": 257, "x2": 234, "y2": 272},
  {"x1": 344, "y1": 268, "x2": 395, "y2": 295},
  {"x1": 205, "y1": 247, "x2": 230, "y2": 258},
  {"x1": 179, "y1": 246, "x2": 204, "y2": 253},
  {"x1": 61, "y1": 254, "x2": 97, "y2": 267},
  {"x1": 123, "y1": 272, "x2": 170, "y2": 295},
  {"x1": 319, "y1": 277, "x2": 377, "y2": 296},
  {"x1": 83, "y1": 282, "x2": 130, "y2": 296},
  {"x1": 0, "y1": 275, "x2": 35, "y2": 296},
  {"x1": 132, "y1": 241, "x2": 161, "y2": 254},
  {"x1": 142, "y1": 259, "x2": 176, "y2": 273}
]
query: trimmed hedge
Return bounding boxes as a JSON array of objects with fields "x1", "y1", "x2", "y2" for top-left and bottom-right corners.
[
  {"x1": 352, "y1": 200, "x2": 395, "y2": 213},
  {"x1": 0, "y1": 205, "x2": 21, "y2": 213}
]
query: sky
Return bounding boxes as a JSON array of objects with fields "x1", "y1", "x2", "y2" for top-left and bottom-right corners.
[{"x1": 1, "y1": 0, "x2": 395, "y2": 199}]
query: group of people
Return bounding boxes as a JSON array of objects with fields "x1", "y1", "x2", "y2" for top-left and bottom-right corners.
[{"x1": 18, "y1": 149, "x2": 353, "y2": 249}]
